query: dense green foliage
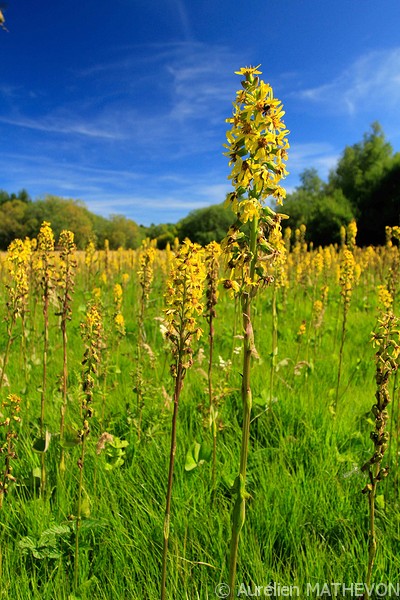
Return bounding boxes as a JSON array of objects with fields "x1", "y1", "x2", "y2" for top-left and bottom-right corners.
[
  {"x1": 0, "y1": 192, "x2": 143, "y2": 250},
  {"x1": 282, "y1": 123, "x2": 400, "y2": 245},
  {"x1": 177, "y1": 203, "x2": 233, "y2": 245}
]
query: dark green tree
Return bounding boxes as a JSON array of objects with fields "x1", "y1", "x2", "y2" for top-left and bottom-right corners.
[
  {"x1": 177, "y1": 202, "x2": 232, "y2": 245},
  {"x1": 328, "y1": 122, "x2": 399, "y2": 244},
  {"x1": 281, "y1": 169, "x2": 354, "y2": 245}
]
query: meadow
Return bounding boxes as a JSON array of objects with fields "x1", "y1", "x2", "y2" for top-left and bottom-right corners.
[{"x1": 0, "y1": 222, "x2": 399, "y2": 600}]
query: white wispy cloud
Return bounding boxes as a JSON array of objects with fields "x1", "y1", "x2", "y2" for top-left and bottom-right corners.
[
  {"x1": 298, "y1": 48, "x2": 400, "y2": 115},
  {"x1": 288, "y1": 142, "x2": 339, "y2": 180},
  {"x1": 0, "y1": 113, "x2": 125, "y2": 140},
  {"x1": 0, "y1": 150, "x2": 229, "y2": 224}
]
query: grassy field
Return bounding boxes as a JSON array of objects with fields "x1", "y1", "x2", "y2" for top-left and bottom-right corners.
[{"x1": 0, "y1": 232, "x2": 399, "y2": 600}]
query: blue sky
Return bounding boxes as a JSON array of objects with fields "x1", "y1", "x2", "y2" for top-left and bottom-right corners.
[{"x1": 1, "y1": 1, "x2": 400, "y2": 225}]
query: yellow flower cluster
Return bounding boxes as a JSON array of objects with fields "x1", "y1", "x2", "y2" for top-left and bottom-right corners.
[
  {"x1": 297, "y1": 320, "x2": 306, "y2": 337},
  {"x1": 114, "y1": 312, "x2": 126, "y2": 337},
  {"x1": 339, "y1": 248, "x2": 355, "y2": 304},
  {"x1": 113, "y1": 283, "x2": 123, "y2": 312},
  {"x1": 0, "y1": 393, "x2": 22, "y2": 426},
  {"x1": 35, "y1": 222, "x2": 55, "y2": 293},
  {"x1": 80, "y1": 303, "x2": 103, "y2": 438},
  {"x1": 205, "y1": 241, "x2": 222, "y2": 318},
  {"x1": 113, "y1": 283, "x2": 125, "y2": 337},
  {"x1": 385, "y1": 225, "x2": 400, "y2": 246},
  {"x1": 347, "y1": 220, "x2": 357, "y2": 251},
  {"x1": 57, "y1": 230, "x2": 77, "y2": 296},
  {"x1": 224, "y1": 65, "x2": 289, "y2": 208},
  {"x1": 37, "y1": 221, "x2": 55, "y2": 253},
  {"x1": 164, "y1": 240, "x2": 206, "y2": 371},
  {"x1": 6, "y1": 239, "x2": 31, "y2": 314},
  {"x1": 138, "y1": 240, "x2": 157, "y2": 305},
  {"x1": 59, "y1": 229, "x2": 76, "y2": 256},
  {"x1": 269, "y1": 224, "x2": 287, "y2": 288},
  {"x1": 81, "y1": 303, "x2": 103, "y2": 346},
  {"x1": 85, "y1": 239, "x2": 96, "y2": 268},
  {"x1": 311, "y1": 251, "x2": 324, "y2": 278},
  {"x1": 0, "y1": 393, "x2": 22, "y2": 506},
  {"x1": 377, "y1": 285, "x2": 393, "y2": 311}
]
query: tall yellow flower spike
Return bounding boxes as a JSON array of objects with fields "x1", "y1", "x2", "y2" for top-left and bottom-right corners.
[
  {"x1": 224, "y1": 66, "x2": 289, "y2": 207},
  {"x1": 222, "y1": 66, "x2": 289, "y2": 295}
]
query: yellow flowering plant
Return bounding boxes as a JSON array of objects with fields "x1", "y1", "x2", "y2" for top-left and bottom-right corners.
[
  {"x1": 0, "y1": 394, "x2": 22, "y2": 509},
  {"x1": 36, "y1": 221, "x2": 55, "y2": 496},
  {"x1": 333, "y1": 247, "x2": 356, "y2": 413},
  {"x1": 161, "y1": 240, "x2": 206, "y2": 600},
  {"x1": 362, "y1": 312, "x2": 399, "y2": 593},
  {"x1": 222, "y1": 66, "x2": 289, "y2": 598},
  {"x1": 57, "y1": 230, "x2": 77, "y2": 474},
  {"x1": 135, "y1": 239, "x2": 157, "y2": 440},
  {"x1": 75, "y1": 302, "x2": 103, "y2": 588},
  {"x1": 0, "y1": 239, "x2": 31, "y2": 390}
]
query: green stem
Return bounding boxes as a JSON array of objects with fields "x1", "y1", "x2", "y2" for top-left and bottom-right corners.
[
  {"x1": 228, "y1": 216, "x2": 258, "y2": 599},
  {"x1": 366, "y1": 465, "x2": 379, "y2": 595},
  {"x1": 270, "y1": 281, "x2": 277, "y2": 406},
  {"x1": 161, "y1": 357, "x2": 184, "y2": 600},
  {"x1": 40, "y1": 288, "x2": 50, "y2": 497},
  {"x1": 74, "y1": 437, "x2": 86, "y2": 590},
  {"x1": 334, "y1": 301, "x2": 348, "y2": 413},
  {"x1": 0, "y1": 323, "x2": 14, "y2": 391},
  {"x1": 228, "y1": 292, "x2": 252, "y2": 599},
  {"x1": 59, "y1": 317, "x2": 68, "y2": 475}
]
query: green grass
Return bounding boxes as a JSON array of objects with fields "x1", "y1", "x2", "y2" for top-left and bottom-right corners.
[{"x1": 0, "y1": 251, "x2": 399, "y2": 599}]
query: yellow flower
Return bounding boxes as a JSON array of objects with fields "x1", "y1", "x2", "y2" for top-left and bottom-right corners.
[
  {"x1": 234, "y1": 65, "x2": 262, "y2": 77},
  {"x1": 164, "y1": 240, "x2": 206, "y2": 347},
  {"x1": 297, "y1": 321, "x2": 306, "y2": 336},
  {"x1": 339, "y1": 248, "x2": 355, "y2": 303},
  {"x1": 347, "y1": 220, "x2": 357, "y2": 250},
  {"x1": 240, "y1": 199, "x2": 261, "y2": 224},
  {"x1": 114, "y1": 312, "x2": 126, "y2": 337},
  {"x1": 224, "y1": 65, "x2": 289, "y2": 208},
  {"x1": 92, "y1": 287, "x2": 102, "y2": 300},
  {"x1": 37, "y1": 221, "x2": 55, "y2": 253},
  {"x1": 377, "y1": 285, "x2": 393, "y2": 311},
  {"x1": 85, "y1": 240, "x2": 96, "y2": 267}
]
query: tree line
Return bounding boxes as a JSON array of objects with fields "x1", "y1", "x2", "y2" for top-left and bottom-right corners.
[
  {"x1": 149, "y1": 122, "x2": 400, "y2": 247},
  {"x1": 1, "y1": 122, "x2": 399, "y2": 250},
  {"x1": 0, "y1": 193, "x2": 144, "y2": 250}
]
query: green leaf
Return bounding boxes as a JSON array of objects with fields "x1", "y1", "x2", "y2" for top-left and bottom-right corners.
[
  {"x1": 185, "y1": 441, "x2": 211, "y2": 471},
  {"x1": 40, "y1": 524, "x2": 70, "y2": 542},
  {"x1": 32, "y1": 467, "x2": 41, "y2": 480},
  {"x1": 18, "y1": 536, "x2": 36, "y2": 551},
  {"x1": 33, "y1": 430, "x2": 51, "y2": 453},
  {"x1": 105, "y1": 457, "x2": 125, "y2": 471},
  {"x1": 109, "y1": 438, "x2": 129, "y2": 449},
  {"x1": 376, "y1": 494, "x2": 385, "y2": 510},
  {"x1": 185, "y1": 442, "x2": 200, "y2": 472},
  {"x1": 198, "y1": 441, "x2": 212, "y2": 463}
]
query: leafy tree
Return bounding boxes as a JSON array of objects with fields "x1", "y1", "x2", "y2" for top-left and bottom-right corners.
[
  {"x1": 0, "y1": 200, "x2": 29, "y2": 247},
  {"x1": 24, "y1": 196, "x2": 95, "y2": 248},
  {"x1": 146, "y1": 223, "x2": 177, "y2": 249},
  {"x1": 281, "y1": 169, "x2": 354, "y2": 245},
  {"x1": 328, "y1": 122, "x2": 398, "y2": 244},
  {"x1": 177, "y1": 203, "x2": 232, "y2": 245},
  {"x1": 107, "y1": 215, "x2": 143, "y2": 249}
]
